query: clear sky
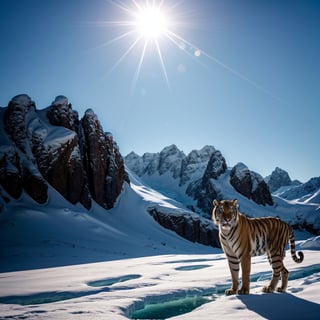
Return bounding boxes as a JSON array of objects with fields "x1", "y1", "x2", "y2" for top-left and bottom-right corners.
[{"x1": 0, "y1": 0, "x2": 319, "y2": 182}]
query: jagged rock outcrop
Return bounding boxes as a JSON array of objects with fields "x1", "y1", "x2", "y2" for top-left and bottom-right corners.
[
  {"x1": 265, "y1": 167, "x2": 301, "y2": 193},
  {"x1": 0, "y1": 94, "x2": 128, "y2": 210},
  {"x1": 47, "y1": 96, "x2": 79, "y2": 131},
  {"x1": 187, "y1": 150, "x2": 227, "y2": 215},
  {"x1": 230, "y1": 163, "x2": 273, "y2": 206},
  {"x1": 179, "y1": 146, "x2": 215, "y2": 186},
  {"x1": 158, "y1": 144, "x2": 185, "y2": 178},
  {"x1": 104, "y1": 132, "x2": 129, "y2": 209},
  {"x1": 1, "y1": 95, "x2": 48, "y2": 203},
  {"x1": 148, "y1": 207, "x2": 220, "y2": 248},
  {"x1": 125, "y1": 145, "x2": 216, "y2": 187}
]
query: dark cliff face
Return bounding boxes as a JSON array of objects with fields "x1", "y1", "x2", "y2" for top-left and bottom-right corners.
[
  {"x1": 188, "y1": 150, "x2": 227, "y2": 215},
  {"x1": 0, "y1": 94, "x2": 128, "y2": 210},
  {"x1": 148, "y1": 207, "x2": 220, "y2": 248},
  {"x1": 230, "y1": 163, "x2": 273, "y2": 206}
]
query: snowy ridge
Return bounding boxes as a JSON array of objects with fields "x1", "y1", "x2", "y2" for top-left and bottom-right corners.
[{"x1": 275, "y1": 177, "x2": 320, "y2": 204}]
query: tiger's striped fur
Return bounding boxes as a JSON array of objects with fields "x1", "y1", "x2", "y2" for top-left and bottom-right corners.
[{"x1": 212, "y1": 199, "x2": 304, "y2": 295}]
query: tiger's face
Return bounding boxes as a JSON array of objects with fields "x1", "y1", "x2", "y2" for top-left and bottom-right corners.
[{"x1": 212, "y1": 199, "x2": 239, "y2": 231}]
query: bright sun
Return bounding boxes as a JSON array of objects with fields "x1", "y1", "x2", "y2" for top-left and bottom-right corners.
[
  {"x1": 135, "y1": 6, "x2": 168, "y2": 40},
  {"x1": 102, "y1": 0, "x2": 202, "y2": 90}
]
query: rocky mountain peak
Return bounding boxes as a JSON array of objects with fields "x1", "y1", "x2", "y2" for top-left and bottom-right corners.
[
  {"x1": 47, "y1": 95, "x2": 79, "y2": 131},
  {"x1": 265, "y1": 167, "x2": 300, "y2": 193},
  {"x1": 158, "y1": 144, "x2": 185, "y2": 177},
  {"x1": 230, "y1": 163, "x2": 273, "y2": 206},
  {"x1": 202, "y1": 150, "x2": 227, "y2": 183},
  {"x1": 186, "y1": 150, "x2": 227, "y2": 215},
  {"x1": 0, "y1": 94, "x2": 128, "y2": 210},
  {"x1": 179, "y1": 145, "x2": 216, "y2": 186}
]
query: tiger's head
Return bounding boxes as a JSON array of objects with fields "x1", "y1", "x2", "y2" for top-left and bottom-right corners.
[{"x1": 212, "y1": 199, "x2": 239, "y2": 231}]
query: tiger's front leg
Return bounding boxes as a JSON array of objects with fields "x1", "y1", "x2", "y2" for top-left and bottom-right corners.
[
  {"x1": 225, "y1": 257, "x2": 240, "y2": 295},
  {"x1": 238, "y1": 254, "x2": 251, "y2": 294}
]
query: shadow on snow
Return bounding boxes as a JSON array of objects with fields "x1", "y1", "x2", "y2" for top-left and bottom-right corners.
[{"x1": 238, "y1": 292, "x2": 320, "y2": 320}]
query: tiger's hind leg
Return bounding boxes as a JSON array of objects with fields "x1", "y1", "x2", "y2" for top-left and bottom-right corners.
[
  {"x1": 277, "y1": 266, "x2": 289, "y2": 293},
  {"x1": 262, "y1": 253, "x2": 282, "y2": 293}
]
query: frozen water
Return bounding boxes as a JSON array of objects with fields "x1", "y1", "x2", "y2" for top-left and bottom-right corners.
[
  {"x1": 175, "y1": 265, "x2": 211, "y2": 271},
  {"x1": 131, "y1": 295, "x2": 214, "y2": 319},
  {"x1": 88, "y1": 274, "x2": 141, "y2": 287}
]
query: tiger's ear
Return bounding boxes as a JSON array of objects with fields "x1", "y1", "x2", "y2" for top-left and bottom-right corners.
[
  {"x1": 232, "y1": 199, "x2": 238, "y2": 206},
  {"x1": 213, "y1": 199, "x2": 219, "y2": 207}
]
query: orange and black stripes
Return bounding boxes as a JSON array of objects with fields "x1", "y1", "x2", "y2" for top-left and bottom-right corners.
[{"x1": 212, "y1": 199, "x2": 304, "y2": 295}]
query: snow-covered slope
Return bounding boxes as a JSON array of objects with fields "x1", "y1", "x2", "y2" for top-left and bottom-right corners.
[
  {"x1": 274, "y1": 177, "x2": 320, "y2": 204},
  {"x1": 125, "y1": 145, "x2": 216, "y2": 203},
  {"x1": 0, "y1": 175, "x2": 214, "y2": 273}
]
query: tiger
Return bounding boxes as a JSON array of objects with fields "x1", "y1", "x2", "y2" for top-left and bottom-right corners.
[{"x1": 212, "y1": 199, "x2": 304, "y2": 295}]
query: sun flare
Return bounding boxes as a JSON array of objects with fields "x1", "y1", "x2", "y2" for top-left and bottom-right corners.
[
  {"x1": 102, "y1": 0, "x2": 203, "y2": 90},
  {"x1": 134, "y1": 6, "x2": 168, "y2": 40}
]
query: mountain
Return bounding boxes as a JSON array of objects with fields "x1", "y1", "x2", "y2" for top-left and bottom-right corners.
[
  {"x1": 125, "y1": 144, "x2": 215, "y2": 187},
  {"x1": 0, "y1": 94, "x2": 128, "y2": 211},
  {"x1": 125, "y1": 146, "x2": 274, "y2": 215},
  {"x1": 265, "y1": 167, "x2": 320, "y2": 205},
  {"x1": 125, "y1": 145, "x2": 320, "y2": 234},
  {"x1": 265, "y1": 167, "x2": 301, "y2": 193},
  {"x1": 275, "y1": 177, "x2": 320, "y2": 204}
]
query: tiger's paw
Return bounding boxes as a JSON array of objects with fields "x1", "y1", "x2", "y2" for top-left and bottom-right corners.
[
  {"x1": 276, "y1": 287, "x2": 286, "y2": 293},
  {"x1": 225, "y1": 288, "x2": 237, "y2": 296},
  {"x1": 262, "y1": 286, "x2": 275, "y2": 293},
  {"x1": 237, "y1": 287, "x2": 249, "y2": 295}
]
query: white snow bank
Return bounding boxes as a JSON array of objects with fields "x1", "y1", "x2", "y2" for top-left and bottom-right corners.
[{"x1": 300, "y1": 236, "x2": 320, "y2": 250}]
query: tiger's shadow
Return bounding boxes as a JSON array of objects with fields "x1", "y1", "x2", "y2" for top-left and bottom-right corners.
[{"x1": 237, "y1": 292, "x2": 320, "y2": 319}]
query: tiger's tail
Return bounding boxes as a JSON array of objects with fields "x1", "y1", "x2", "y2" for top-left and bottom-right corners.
[{"x1": 289, "y1": 228, "x2": 304, "y2": 263}]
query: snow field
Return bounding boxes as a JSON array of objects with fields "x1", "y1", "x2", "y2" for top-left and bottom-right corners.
[{"x1": 0, "y1": 250, "x2": 319, "y2": 319}]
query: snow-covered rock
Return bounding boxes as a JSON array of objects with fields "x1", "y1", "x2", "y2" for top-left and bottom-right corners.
[
  {"x1": 230, "y1": 162, "x2": 273, "y2": 206},
  {"x1": 265, "y1": 167, "x2": 301, "y2": 193},
  {"x1": 188, "y1": 150, "x2": 227, "y2": 215},
  {"x1": 158, "y1": 144, "x2": 185, "y2": 178},
  {"x1": 125, "y1": 145, "x2": 215, "y2": 187},
  {"x1": 276, "y1": 177, "x2": 320, "y2": 204},
  {"x1": 179, "y1": 145, "x2": 216, "y2": 186}
]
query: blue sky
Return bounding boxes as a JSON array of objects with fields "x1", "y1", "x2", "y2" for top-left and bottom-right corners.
[{"x1": 0, "y1": 0, "x2": 319, "y2": 182}]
